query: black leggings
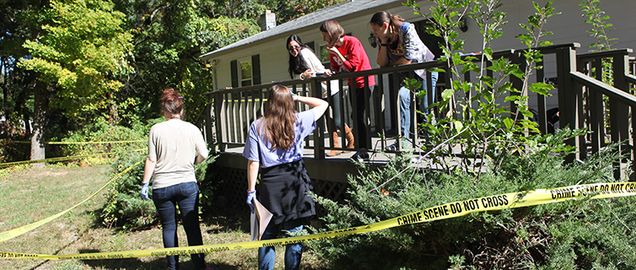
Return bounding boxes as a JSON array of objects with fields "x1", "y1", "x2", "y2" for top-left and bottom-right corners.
[{"x1": 350, "y1": 86, "x2": 374, "y2": 149}]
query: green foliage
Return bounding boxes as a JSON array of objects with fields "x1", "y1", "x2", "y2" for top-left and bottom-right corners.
[
  {"x1": 120, "y1": 1, "x2": 259, "y2": 125},
  {"x1": 18, "y1": 0, "x2": 133, "y2": 125},
  {"x1": 404, "y1": 0, "x2": 558, "y2": 176},
  {"x1": 579, "y1": 0, "x2": 615, "y2": 87},
  {"x1": 95, "y1": 118, "x2": 160, "y2": 230},
  {"x1": 99, "y1": 149, "x2": 155, "y2": 230},
  {"x1": 57, "y1": 117, "x2": 158, "y2": 165},
  {"x1": 579, "y1": 0, "x2": 616, "y2": 52},
  {"x1": 310, "y1": 135, "x2": 633, "y2": 269}
]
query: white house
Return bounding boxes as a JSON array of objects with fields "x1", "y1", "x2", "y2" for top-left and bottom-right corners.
[{"x1": 200, "y1": 0, "x2": 636, "y2": 92}]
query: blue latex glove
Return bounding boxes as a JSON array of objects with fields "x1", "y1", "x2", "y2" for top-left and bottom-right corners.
[
  {"x1": 140, "y1": 183, "x2": 150, "y2": 200},
  {"x1": 246, "y1": 190, "x2": 256, "y2": 212}
]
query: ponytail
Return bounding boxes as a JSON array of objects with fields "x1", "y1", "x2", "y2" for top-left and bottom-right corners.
[{"x1": 370, "y1": 11, "x2": 404, "y2": 31}]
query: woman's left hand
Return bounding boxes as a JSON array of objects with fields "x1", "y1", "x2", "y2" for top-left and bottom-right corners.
[
  {"x1": 327, "y1": 46, "x2": 339, "y2": 55},
  {"x1": 300, "y1": 69, "x2": 314, "y2": 80},
  {"x1": 246, "y1": 190, "x2": 256, "y2": 212}
]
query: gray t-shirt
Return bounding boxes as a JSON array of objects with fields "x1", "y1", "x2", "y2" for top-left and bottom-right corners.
[{"x1": 148, "y1": 119, "x2": 209, "y2": 189}]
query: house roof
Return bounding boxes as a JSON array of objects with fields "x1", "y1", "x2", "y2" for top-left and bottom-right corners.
[{"x1": 200, "y1": 0, "x2": 401, "y2": 60}]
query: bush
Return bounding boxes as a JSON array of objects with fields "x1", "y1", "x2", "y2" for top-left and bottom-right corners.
[
  {"x1": 309, "y1": 135, "x2": 634, "y2": 269},
  {"x1": 99, "y1": 150, "x2": 156, "y2": 230},
  {"x1": 56, "y1": 118, "x2": 159, "y2": 165}
]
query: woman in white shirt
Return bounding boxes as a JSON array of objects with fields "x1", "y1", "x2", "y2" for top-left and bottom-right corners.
[
  {"x1": 140, "y1": 88, "x2": 210, "y2": 270},
  {"x1": 286, "y1": 34, "x2": 352, "y2": 157}
]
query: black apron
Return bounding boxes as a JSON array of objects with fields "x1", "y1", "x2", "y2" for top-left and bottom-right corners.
[{"x1": 257, "y1": 159, "x2": 315, "y2": 226}]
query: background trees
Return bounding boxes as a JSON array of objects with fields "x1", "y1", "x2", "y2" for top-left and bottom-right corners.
[{"x1": 0, "y1": 0, "x2": 340, "y2": 162}]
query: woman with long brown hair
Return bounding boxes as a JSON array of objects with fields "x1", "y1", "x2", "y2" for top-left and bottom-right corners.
[{"x1": 243, "y1": 85, "x2": 328, "y2": 270}]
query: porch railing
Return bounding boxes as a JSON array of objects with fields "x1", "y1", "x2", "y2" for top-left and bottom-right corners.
[{"x1": 206, "y1": 43, "x2": 636, "y2": 180}]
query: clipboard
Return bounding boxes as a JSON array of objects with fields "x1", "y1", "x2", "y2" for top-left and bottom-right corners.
[{"x1": 250, "y1": 198, "x2": 273, "y2": 240}]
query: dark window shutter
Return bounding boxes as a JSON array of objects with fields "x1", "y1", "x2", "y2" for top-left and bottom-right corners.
[
  {"x1": 230, "y1": 60, "x2": 238, "y2": 87},
  {"x1": 251, "y1": 55, "x2": 261, "y2": 85}
]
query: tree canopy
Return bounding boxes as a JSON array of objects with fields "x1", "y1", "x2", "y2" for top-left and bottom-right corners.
[{"x1": 0, "y1": 0, "x2": 344, "y2": 159}]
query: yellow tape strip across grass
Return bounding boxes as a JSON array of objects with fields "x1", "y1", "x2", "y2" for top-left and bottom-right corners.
[
  {"x1": 2, "y1": 181, "x2": 635, "y2": 260},
  {"x1": 0, "y1": 153, "x2": 109, "y2": 168},
  {"x1": 1, "y1": 140, "x2": 145, "y2": 145},
  {"x1": 0, "y1": 161, "x2": 143, "y2": 243},
  {"x1": 0, "y1": 148, "x2": 146, "y2": 168}
]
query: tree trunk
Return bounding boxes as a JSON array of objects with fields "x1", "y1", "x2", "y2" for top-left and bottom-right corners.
[
  {"x1": 1, "y1": 57, "x2": 11, "y2": 125},
  {"x1": 30, "y1": 83, "x2": 48, "y2": 167},
  {"x1": 108, "y1": 97, "x2": 119, "y2": 125}
]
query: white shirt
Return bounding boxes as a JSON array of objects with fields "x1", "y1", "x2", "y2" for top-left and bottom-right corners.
[{"x1": 148, "y1": 119, "x2": 209, "y2": 189}]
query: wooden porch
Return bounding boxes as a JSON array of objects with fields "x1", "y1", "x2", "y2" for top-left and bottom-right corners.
[{"x1": 204, "y1": 43, "x2": 636, "y2": 203}]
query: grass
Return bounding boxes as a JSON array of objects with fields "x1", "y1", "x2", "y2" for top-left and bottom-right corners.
[{"x1": 0, "y1": 164, "x2": 326, "y2": 269}]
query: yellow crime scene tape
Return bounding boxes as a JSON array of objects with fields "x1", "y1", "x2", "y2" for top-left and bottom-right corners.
[
  {"x1": 0, "y1": 161, "x2": 143, "y2": 243},
  {"x1": 1, "y1": 139, "x2": 144, "y2": 145},
  {"x1": 2, "y1": 181, "x2": 635, "y2": 260},
  {"x1": 0, "y1": 148, "x2": 146, "y2": 168},
  {"x1": 0, "y1": 153, "x2": 110, "y2": 168}
]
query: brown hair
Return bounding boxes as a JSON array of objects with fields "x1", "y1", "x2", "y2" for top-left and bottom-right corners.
[
  {"x1": 160, "y1": 88, "x2": 184, "y2": 117},
  {"x1": 369, "y1": 11, "x2": 404, "y2": 32},
  {"x1": 319, "y1": 20, "x2": 344, "y2": 42},
  {"x1": 260, "y1": 85, "x2": 296, "y2": 150}
]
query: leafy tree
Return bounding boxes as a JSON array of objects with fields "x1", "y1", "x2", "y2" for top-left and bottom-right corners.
[
  {"x1": 17, "y1": 0, "x2": 133, "y2": 161},
  {"x1": 0, "y1": 0, "x2": 45, "y2": 137},
  {"x1": 114, "y1": 0, "x2": 259, "y2": 125}
]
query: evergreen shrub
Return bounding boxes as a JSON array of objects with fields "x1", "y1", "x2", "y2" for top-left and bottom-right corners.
[{"x1": 310, "y1": 136, "x2": 634, "y2": 269}]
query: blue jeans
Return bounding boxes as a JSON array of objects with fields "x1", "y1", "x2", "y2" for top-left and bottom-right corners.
[
  {"x1": 420, "y1": 71, "x2": 439, "y2": 114},
  {"x1": 258, "y1": 224, "x2": 303, "y2": 270},
  {"x1": 152, "y1": 181, "x2": 206, "y2": 270},
  {"x1": 399, "y1": 71, "x2": 438, "y2": 139}
]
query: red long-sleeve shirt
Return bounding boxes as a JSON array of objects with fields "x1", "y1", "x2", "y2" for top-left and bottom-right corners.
[{"x1": 329, "y1": 35, "x2": 376, "y2": 89}]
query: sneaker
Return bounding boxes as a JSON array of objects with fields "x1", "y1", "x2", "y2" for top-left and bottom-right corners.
[
  {"x1": 351, "y1": 149, "x2": 370, "y2": 161},
  {"x1": 385, "y1": 142, "x2": 398, "y2": 152},
  {"x1": 385, "y1": 140, "x2": 411, "y2": 152}
]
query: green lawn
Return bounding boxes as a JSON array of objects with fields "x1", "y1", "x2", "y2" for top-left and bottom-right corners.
[{"x1": 0, "y1": 165, "x2": 325, "y2": 269}]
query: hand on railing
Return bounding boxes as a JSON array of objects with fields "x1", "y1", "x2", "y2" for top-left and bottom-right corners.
[{"x1": 299, "y1": 69, "x2": 315, "y2": 80}]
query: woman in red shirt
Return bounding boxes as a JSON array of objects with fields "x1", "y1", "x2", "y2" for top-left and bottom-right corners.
[{"x1": 320, "y1": 19, "x2": 376, "y2": 160}]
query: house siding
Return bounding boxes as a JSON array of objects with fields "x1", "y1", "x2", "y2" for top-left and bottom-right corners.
[{"x1": 209, "y1": 0, "x2": 635, "y2": 107}]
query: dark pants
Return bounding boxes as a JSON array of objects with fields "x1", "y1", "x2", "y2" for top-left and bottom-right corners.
[
  {"x1": 152, "y1": 181, "x2": 206, "y2": 270},
  {"x1": 326, "y1": 91, "x2": 343, "y2": 132},
  {"x1": 350, "y1": 86, "x2": 374, "y2": 149}
]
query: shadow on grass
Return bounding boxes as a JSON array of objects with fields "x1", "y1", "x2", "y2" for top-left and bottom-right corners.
[{"x1": 76, "y1": 249, "x2": 240, "y2": 270}]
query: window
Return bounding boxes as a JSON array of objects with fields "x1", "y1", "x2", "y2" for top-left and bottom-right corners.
[
  {"x1": 239, "y1": 58, "x2": 252, "y2": 87},
  {"x1": 230, "y1": 55, "x2": 261, "y2": 88}
]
